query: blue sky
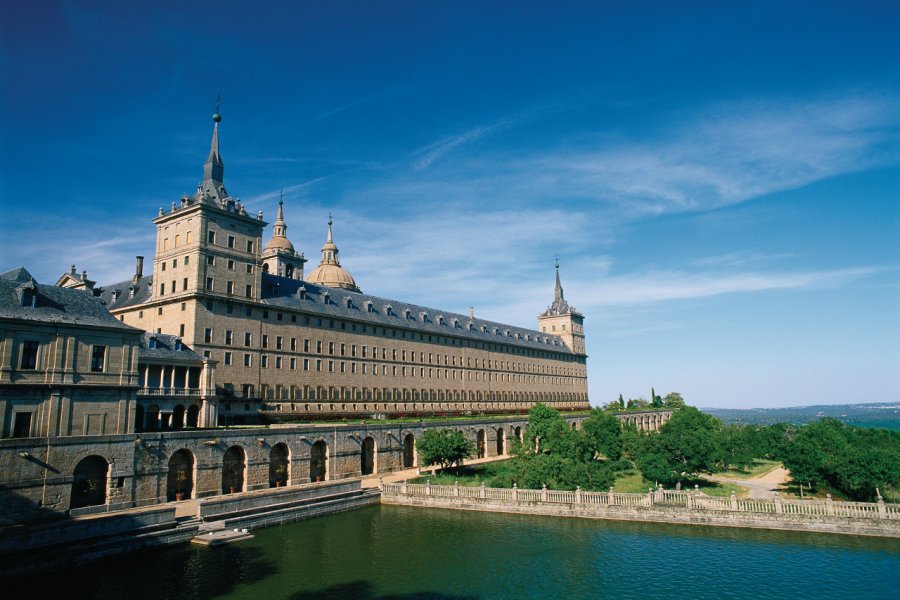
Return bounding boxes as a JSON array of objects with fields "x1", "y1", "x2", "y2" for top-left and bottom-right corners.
[{"x1": 1, "y1": 1, "x2": 898, "y2": 408}]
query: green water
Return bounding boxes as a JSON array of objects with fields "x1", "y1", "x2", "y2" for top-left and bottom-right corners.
[{"x1": 14, "y1": 506, "x2": 900, "y2": 599}]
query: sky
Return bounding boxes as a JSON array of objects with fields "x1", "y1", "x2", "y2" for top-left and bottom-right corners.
[{"x1": 1, "y1": 1, "x2": 898, "y2": 409}]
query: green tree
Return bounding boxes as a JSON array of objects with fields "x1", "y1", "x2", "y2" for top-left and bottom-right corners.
[
  {"x1": 524, "y1": 403, "x2": 566, "y2": 451},
  {"x1": 581, "y1": 408, "x2": 623, "y2": 460},
  {"x1": 626, "y1": 397, "x2": 649, "y2": 410},
  {"x1": 416, "y1": 429, "x2": 475, "y2": 473},
  {"x1": 715, "y1": 424, "x2": 755, "y2": 470},
  {"x1": 635, "y1": 406, "x2": 720, "y2": 486},
  {"x1": 618, "y1": 393, "x2": 626, "y2": 408},
  {"x1": 651, "y1": 387, "x2": 663, "y2": 408},
  {"x1": 662, "y1": 392, "x2": 685, "y2": 409}
]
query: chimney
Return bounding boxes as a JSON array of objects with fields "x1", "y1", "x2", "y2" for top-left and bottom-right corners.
[
  {"x1": 134, "y1": 256, "x2": 144, "y2": 282},
  {"x1": 469, "y1": 306, "x2": 475, "y2": 319}
]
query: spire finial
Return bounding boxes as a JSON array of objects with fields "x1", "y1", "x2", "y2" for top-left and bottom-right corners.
[
  {"x1": 555, "y1": 254, "x2": 559, "y2": 270},
  {"x1": 213, "y1": 95, "x2": 222, "y2": 123},
  {"x1": 279, "y1": 188, "x2": 284, "y2": 205}
]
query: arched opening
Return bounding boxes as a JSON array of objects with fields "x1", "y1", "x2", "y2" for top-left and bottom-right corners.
[
  {"x1": 167, "y1": 449, "x2": 195, "y2": 501},
  {"x1": 361, "y1": 436, "x2": 376, "y2": 476},
  {"x1": 403, "y1": 433, "x2": 416, "y2": 468},
  {"x1": 146, "y1": 404, "x2": 160, "y2": 431},
  {"x1": 285, "y1": 264, "x2": 294, "y2": 279},
  {"x1": 186, "y1": 404, "x2": 200, "y2": 428},
  {"x1": 171, "y1": 404, "x2": 185, "y2": 430},
  {"x1": 269, "y1": 442, "x2": 290, "y2": 487},
  {"x1": 70, "y1": 455, "x2": 108, "y2": 510},
  {"x1": 310, "y1": 440, "x2": 328, "y2": 482},
  {"x1": 263, "y1": 263, "x2": 270, "y2": 273},
  {"x1": 134, "y1": 404, "x2": 145, "y2": 432},
  {"x1": 476, "y1": 429, "x2": 486, "y2": 459},
  {"x1": 222, "y1": 446, "x2": 246, "y2": 494},
  {"x1": 571, "y1": 421, "x2": 577, "y2": 430},
  {"x1": 514, "y1": 426, "x2": 522, "y2": 441},
  {"x1": 496, "y1": 427, "x2": 505, "y2": 455}
]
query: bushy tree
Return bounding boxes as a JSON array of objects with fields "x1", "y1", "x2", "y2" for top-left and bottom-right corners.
[
  {"x1": 715, "y1": 424, "x2": 755, "y2": 470},
  {"x1": 663, "y1": 392, "x2": 685, "y2": 409},
  {"x1": 581, "y1": 408, "x2": 623, "y2": 460},
  {"x1": 416, "y1": 429, "x2": 475, "y2": 473},
  {"x1": 635, "y1": 406, "x2": 720, "y2": 486},
  {"x1": 626, "y1": 397, "x2": 649, "y2": 410}
]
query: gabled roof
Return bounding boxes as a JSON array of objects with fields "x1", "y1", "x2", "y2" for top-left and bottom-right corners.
[
  {"x1": 139, "y1": 332, "x2": 204, "y2": 363},
  {"x1": 0, "y1": 267, "x2": 140, "y2": 332},
  {"x1": 98, "y1": 274, "x2": 153, "y2": 310}
]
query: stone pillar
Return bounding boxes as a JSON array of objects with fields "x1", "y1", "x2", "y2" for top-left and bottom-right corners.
[
  {"x1": 425, "y1": 480, "x2": 431, "y2": 496},
  {"x1": 730, "y1": 492, "x2": 738, "y2": 511},
  {"x1": 575, "y1": 486, "x2": 582, "y2": 504},
  {"x1": 513, "y1": 483, "x2": 518, "y2": 502},
  {"x1": 169, "y1": 366, "x2": 176, "y2": 390},
  {"x1": 454, "y1": 480, "x2": 460, "y2": 497},
  {"x1": 541, "y1": 484, "x2": 548, "y2": 502},
  {"x1": 480, "y1": 482, "x2": 486, "y2": 499},
  {"x1": 608, "y1": 487, "x2": 615, "y2": 506},
  {"x1": 877, "y1": 497, "x2": 887, "y2": 519},
  {"x1": 774, "y1": 492, "x2": 783, "y2": 514},
  {"x1": 825, "y1": 494, "x2": 835, "y2": 516},
  {"x1": 142, "y1": 365, "x2": 149, "y2": 389}
]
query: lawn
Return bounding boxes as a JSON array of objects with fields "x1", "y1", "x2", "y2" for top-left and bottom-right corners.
[{"x1": 713, "y1": 459, "x2": 781, "y2": 480}]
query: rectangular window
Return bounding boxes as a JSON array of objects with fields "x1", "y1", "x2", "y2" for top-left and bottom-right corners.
[
  {"x1": 244, "y1": 353, "x2": 252, "y2": 367},
  {"x1": 226, "y1": 281, "x2": 234, "y2": 294},
  {"x1": 157, "y1": 307, "x2": 163, "y2": 315},
  {"x1": 183, "y1": 277, "x2": 188, "y2": 290},
  {"x1": 227, "y1": 235, "x2": 235, "y2": 249},
  {"x1": 246, "y1": 264, "x2": 253, "y2": 274},
  {"x1": 246, "y1": 240, "x2": 254, "y2": 253},
  {"x1": 261, "y1": 355, "x2": 268, "y2": 368},
  {"x1": 204, "y1": 328, "x2": 212, "y2": 343},
  {"x1": 245, "y1": 284, "x2": 252, "y2": 298},
  {"x1": 20, "y1": 340, "x2": 39, "y2": 369},
  {"x1": 340, "y1": 343, "x2": 346, "y2": 356},
  {"x1": 304, "y1": 339, "x2": 310, "y2": 352},
  {"x1": 290, "y1": 338, "x2": 297, "y2": 352},
  {"x1": 224, "y1": 351, "x2": 232, "y2": 365},
  {"x1": 185, "y1": 254, "x2": 190, "y2": 264},
  {"x1": 171, "y1": 280, "x2": 176, "y2": 293},
  {"x1": 351, "y1": 344, "x2": 357, "y2": 357},
  {"x1": 290, "y1": 357, "x2": 296, "y2": 370},
  {"x1": 207, "y1": 255, "x2": 215, "y2": 265},
  {"x1": 225, "y1": 330, "x2": 233, "y2": 345},
  {"x1": 276, "y1": 336, "x2": 283, "y2": 350},
  {"x1": 275, "y1": 356, "x2": 282, "y2": 369},
  {"x1": 159, "y1": 283, "x2": 165, "y2": 295},
  {"x1": 316, "y1": 340, "x2": 323, "y2": 353},
  {"x1": 316, "y1": 359, "x2": 322, "y2": 372},
  {"x1": 328, "y1": 342, "x2": 335, "y2": 355},
  {"x1": 207, "y1": 230, "x2": 216, "y2": 244},
  {"x1": 172, "y1": 257, "x2": 178, "y2": 267},
  {"x1": 206, "y1": 277, "x2": 213, "y2": 291},
  {"x1": 90, "y1": 345, "x2": 106, "y2": 372},
  {"x1": 262, "y1": 334, "x2": 269, "y2": 348},
  {"x1": 161, "y1": 262, "x2": 166, "y2": 271},
  {"x1": 179, "y1": 324, "x2": 185, "y2": 336},
  {"x1": 228, "y1": 259, "x2": 235, "y2": 270},
  {"x1": 328, "y1": 360, "x2": 334, "y2": 372},
  {"x1": 12, "y1": 412, "x2": 32, "y2": 438},
  {"x1": 244, "y1": 332, "x2": 252, "y2": 346},
  {"x1": 303, "y1": 358, "x2": 310, "y2": 371}
]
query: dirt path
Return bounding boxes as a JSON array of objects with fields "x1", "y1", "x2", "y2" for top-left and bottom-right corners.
[{"x1": 708, "y1": 466, "x2": 791, "y2": 499}]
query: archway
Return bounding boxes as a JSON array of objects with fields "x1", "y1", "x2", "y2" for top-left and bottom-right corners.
[
  {"x1": 146, "y1": 404, "x2": 160, "y2": 431},
  {"x1": 167, "y1": 449, "x2": 195, "y2": 501},
  {"x1": 496, "y1": 427, "x2": 505, "y2": 455},
  {"x1": 171, "y1": 404, "x2": 185, "y2": 430},
  {"x1": 222, "y1": 445, "x2": 246, "y2": 494},
  {"x1": 186, "y1": 404, "x2": 200, "y2": 428},
  {"x1": 514, "y1": 426, "x2": 522, "y2": 442},
  {"x1": 269, "y1": 443, "x2": 290, "y2": 487},
  {"x1": 361, "y1": 436, "x2": 376, "y2": 476},
  {"x1": 310, "y1": 440, "x2": 328, "y2": 482},
  {"x1": 476, "y1": 429, "x2": 486, "y2": 459},
  {"x1": 285, "y1": 264, "x2": 294, "y2": 279},
  {"x1": 402, "y1": 433, "x2": 416, "y2": 468},
  {"x1": 70, "y1": 455, "x2": 108, "y2": 510}
]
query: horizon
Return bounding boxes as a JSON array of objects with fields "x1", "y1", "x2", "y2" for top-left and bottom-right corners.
[{"x1": 1, "y1": 2, "x2": 898, "y2": 409}]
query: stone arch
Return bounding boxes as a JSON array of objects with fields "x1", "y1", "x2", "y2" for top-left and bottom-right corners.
[
  {"x1": 270, "y1": 442, "x2": 290, "y2": 487},
  {"x1": 146, "y1": 404, "x2": 160, "y2": 431},
  {"x1": 70, "y1": 455, "x2": 108, "y2": 510},
  {"x1": 222, "y1": 445, "x2": 246, "y2": 494},
  {"x1": 514, "y1": 426, "x2": 522, "y2": 441},
  {"x1": 171, "y1": 404, "x2": 185, "y2": 430},
  {"x1": 310, "y1": 440, "x2": 328, "y2": 482},
  {"x1": 403, "y1": 433, "x2": 416, "y2": 468},
  {"x1": 361, "y1": 436, "x2": 376, "y2": 476},
  {"x1": 476, "y1": 429, "x2": 486, "y2": 459},
  {"x1": 135, "y1": 404, "x2": 145, "y2": 432},
  {"x1": 167, "y1": 449, "x2": 195, "y2": 501},
  {"x1": 186, "y1": 404, "x2": 200, "y2": 428},
  {"x1": 496, "y1": 427, "x2": 505, "y2": 455},
  {"x1": 285, "y1": 264, "x2": 294, "y2": 279}
]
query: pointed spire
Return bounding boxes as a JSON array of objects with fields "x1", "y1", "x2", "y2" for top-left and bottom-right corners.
[
  {"x1": 273, "y1": 191, "x2": 287, "y2": 237},
  {"x1": 203, "y1": 98, "x2": 224, "y2": 183},
  {"x1": 321, "y1": 213, "x2": 338, "y2": 264},
  {"x1": 546, "y1": 258, "x2": 571, "y2": 315},
  {"x1": 554, "y1": 256, "x2": 563, "y2": 302},
  {"x1": 327, "y1": 212, "x2": 334, "y2": 244}
]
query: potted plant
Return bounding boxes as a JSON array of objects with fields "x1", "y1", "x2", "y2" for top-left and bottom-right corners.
[
  {"x1": 311, "y1": 459, "x2": 324, "y2": 482},
  {"x1": 274, "y1": 464, "x2": 287, "y2": 487},
  {"x1": 174, "y1": 469, "x2": 188, "y2": 501}
]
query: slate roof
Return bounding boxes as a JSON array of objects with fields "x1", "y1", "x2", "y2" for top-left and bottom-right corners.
[
  {"x1": 98, "y1": 275, "x2": 153, "y2": 310},
  {"x1": 138, "y1": 332, "x2": 204, "y2": 363},
  {"x1": 260, "y1": 274, "x2": 574, "y2": 355},
  {"x1": 0, "y1": 268, "x2": 140, "y2": 331}
]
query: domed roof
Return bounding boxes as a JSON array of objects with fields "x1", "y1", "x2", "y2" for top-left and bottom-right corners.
[
  {"x1": 306, "y1": 263, "x2": 360, "y2": 292},
  {"x1": 264, "y1": 235, "x2": 295, "y2": 253},
  {"x1": 263, "y1": 199, "x2": 296, "y2": 254}
]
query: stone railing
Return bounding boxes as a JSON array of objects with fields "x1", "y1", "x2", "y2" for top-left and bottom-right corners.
[
  {"x1": 381, "y1": 481, "x2": 900, "y2": 521},
  {"x1": 138, "y1": 387, "x2": 203, "y2": 397}
]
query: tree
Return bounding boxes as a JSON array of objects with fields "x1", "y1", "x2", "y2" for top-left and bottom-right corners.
[
  {"x1": 651, "y1": 387, "x2": 663, "y2": 408},
  {"x1": 416, "y1": 429, "x2": 475, "y2": 473},
  {"x1": 581, "y1": 408, "x2": 623, "y2": 460},
  {"x1": 524, "y1": 403, "x2": 566, "y2": 451},
  {"x1": 663, "y1": 392, "x2": 685, "y2": 409},
  {"x1": 635, "y1": 406, "x2": 720, "y2": 486},
  {"x1": 618, "y1": 394, "x2": 625, "y2": 408},
  {"x1": 715, "y1": 424, "x2": 755, "y2": 470},
  {"x1": 626, "y1": 397, "x2": 649, "y2": 410}
]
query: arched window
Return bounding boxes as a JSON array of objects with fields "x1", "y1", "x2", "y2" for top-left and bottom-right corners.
[{"x1": 70, "y1": 455, "x2": 109, "y2": 510}]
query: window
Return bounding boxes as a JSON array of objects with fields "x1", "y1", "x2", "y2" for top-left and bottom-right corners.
[
  {"x1": 246, "y1": 264, "x2": 253, "y2": 274},
  {"x1": 225, "y1": 330, "x2": 233, "y2": 345},
  {"x1": 328, "y1": 342, "x2": 335, "y2": 355},
  {"x1": 207, "y1": 255, "x2": 215, "y2": 266},
  {"x1": 244, "y1": 332, "x2": 252, "y2": 346},
  {"x1": 276, "y1": 356, "x2": 282, "y2": 369},
  {"x1": 206, "y1": 277, "x2": 213, "y2": 291},
  {"x1": 172, "y1": 258, "x2": 178, "y2": 268},
  {"x1": 183, "y1": 277, "x2": 188, "y2": 291},
  {"x1": 224, "y1": 351, "x2": 232, "y2": 365},
  {"x1": 159, "y1": 283, "x2": 165, "y2": 296},
  {"x1": 304, "y1": 339, "x2": 310, "y2": 352},
  {"x1": 290, "y1": 338, "x2": 297, "y2": 351},
  {"x1": 161, "y1": 262, "x2": 166, "y2": 272},
  {"x1": 207, "y1": 230, "x2": 216, "y2": 244},
  {"x1": 226, "y1": 281, "x2": 234, "y2": 294},
  {"x1": 246, "y1": 240, "x2": 254, "y2": 253},
  {"x1": 316, "y1": 341, "x2": 323, "y2": 353},
  {"x1": 171, "y1": 280, "x2": 176, "y2": 293},
  {"x1": 245, "y1": 285, "x2": 253, "y2": 298},
  {"x1": 157, "y1": 307, "x2": 163, "y2": 315},
  {"x1": 204, "y1": 328, "x2": 212, "y2": 343},
  {"x1": 227, "y1": 235, "x2": 235, "y2": 249},
  {"x1": 12, "y1": 412, "x2": 32, "y2": 438},
  {"x1": 304, "y1": 358, "x2": 310, "y2": 370},
  {"x1": 261, "y1": 355, "x2": 268, "y2": 368},
  {"x1": 20, "y1": 340, "x2": 39, "y2": 370},
  {"x1": 185, "y1": 255, "x2": 190, "y2": 264},
  {"x1": 290, "y1": 357, "x2": 296, "y2": 370},
  {"x1": 90, "y1": 345, "x2": 106, "y2": 372},
  {"x1": 276, "y1": 336, "x2": 283, "y2": 350},
  {"x1": 179, "y1": 324, "x2": 185, "y2": 336},
  {"x1": 244, "y1": 354, "x2": 252, "y2": 367}
]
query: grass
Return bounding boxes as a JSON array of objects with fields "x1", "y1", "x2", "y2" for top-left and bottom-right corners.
[
  {"x1": 409, "y1": 461, "x2": 515, "y2": 486},
  {"x1": 611, "y1": 469, "x2": 749, "y2": 497},
  {"x1": 713, "y1": 459, "x2": 781, "y2": 480}
]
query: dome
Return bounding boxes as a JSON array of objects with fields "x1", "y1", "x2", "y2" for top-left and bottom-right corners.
[
  {"x1": 306, "y1": 264, "x2": 360, "y2": 292},
  {"x1": 264, "y1": 236, "x2": 295, "y2": 253}
]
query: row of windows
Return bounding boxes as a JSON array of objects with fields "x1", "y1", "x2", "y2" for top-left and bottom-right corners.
[
  {"x1": 17, "y1": 341, "x2": 107, "y2": 373},
  {"x1": 204, "y1": 277, "x2": 253, "y2": 298},
  {"x1": 159, "y1": 255, "x2": 190, "y2": 271},
  {"x1": 161, "y1": 231, "x2": 193, "y2": 251},
  {"x1": 206, "y1": 230, "x2": 254, "y2": 253},
  {"x1": 206, "y1": 254, "x2": 254, "y2": 273}
]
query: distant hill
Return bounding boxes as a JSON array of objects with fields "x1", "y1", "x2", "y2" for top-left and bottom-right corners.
[{"x1": 702, "y1": 403, "x2": 900, "y2": 430}]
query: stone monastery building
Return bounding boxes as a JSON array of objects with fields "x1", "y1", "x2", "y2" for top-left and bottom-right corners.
[{"x1": 21, "y1": 112, "x2": 590, "y2": 432}]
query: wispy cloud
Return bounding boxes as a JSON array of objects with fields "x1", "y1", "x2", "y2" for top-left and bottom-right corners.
[{"x1": 410, "y1": 119, "x2": 516, "y2": 171}]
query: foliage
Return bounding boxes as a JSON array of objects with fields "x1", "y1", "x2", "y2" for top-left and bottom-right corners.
[
  {"x1": 714, "y1": 424, "x2": 756, "y2": 471},
  {"x1": 651, "y1": 387, "x2": 663, "y2": 408},
  {"x1": 626, "y1": 397, "x2": 649, "y2": 410},
  {"x1": 416, "y1": 429, "x2": 476, "y2": 473},
  {"x1": 663, "y1": 392, "x2": 685, "y2": 408},
  {"x1": 634, "y1": 406, "x2": 720, "y2": 485},
  {"x1": 581, "y1": 408, "x2": 624, "y2": 460}
]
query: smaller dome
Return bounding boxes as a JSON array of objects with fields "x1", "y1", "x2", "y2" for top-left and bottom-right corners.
[
  {"x1": 264, "y1": 236, "x2": 295, "y2": 253},
  {"x1": 306, "y1": 264, "x2": 360, "y2": 292}
]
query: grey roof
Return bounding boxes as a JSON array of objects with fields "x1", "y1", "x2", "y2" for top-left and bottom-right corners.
[
  {"x1": 98, "y1": 275, "x2": 153, "y2": 310},
  {"x1": 139, "y1": 332, "x2": 204, "y2": 363},
  {"x1": 260, "y1": 274, "x2": 574, "y2": 355},
  {"x1": 0, "y1": 268, "x2": 140, "y2": 331}
]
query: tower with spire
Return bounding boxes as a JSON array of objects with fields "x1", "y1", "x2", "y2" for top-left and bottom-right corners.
[
  {"x1": 537, "y1": 259, "x2": 585, "y2": 354},
  {"x1": 305, "y1": 214, "x2": 361, "y2": 292},
  {"x1": 262, "y1": 193, "x2": 307, "y2": 279}
]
